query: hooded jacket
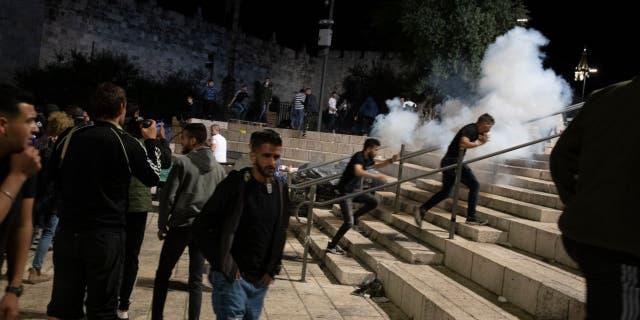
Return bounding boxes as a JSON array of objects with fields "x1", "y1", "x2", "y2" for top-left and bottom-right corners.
[{"x1": 158, "y1": 146, "x2": 226, "y2": 230}]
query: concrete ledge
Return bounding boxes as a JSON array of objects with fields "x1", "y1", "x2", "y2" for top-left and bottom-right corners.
[
  {"x1": 505, "y1": 158, "x2": 549, "y2": 170},
  {"x1": 496, "y1": 173, "x2": 558, "y2": 195},
  {"x1": 498, "y1": 164, "x2": 553, "y2": 181}
]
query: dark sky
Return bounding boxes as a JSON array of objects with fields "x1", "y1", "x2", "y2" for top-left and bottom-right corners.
[{"x1": 158, "y1": 0, "x2": 638, "y2": 96}]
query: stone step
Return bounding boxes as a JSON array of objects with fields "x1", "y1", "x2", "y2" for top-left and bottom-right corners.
[
  {"x1": 504, "y1": 158, "x2": 549, "y2": 170},
  {"x1": 364, "y1": 201, "x2": 586, "y2": 318},
  {"x1": 490, "y1": 184, "x2": 562, "y2": 210},
  {"x1": 498, "y1": 164, "x2": 553, "y2": 181},
  {"x1": 532, "y1": 153, "x2": 550, "y2": 162},
  {"x1": 226, "y1": 122, "x2": 367, "y2": 145},
  {"x1": 330, "y1": 205, "x2": 442, "y2": 264},
  {"x1": 291, "y1": 222, "x2": 374, "y2": 285},
  {"x1": 377, "y1": 193, "x2": 506, "y2": 244},
  {"x1": 386, "y1": 188, "x2": 578, "y2": 270},
  {"x1": 415, "y1": 179, "x2": 561, "y2": 222},
  {"x1": 496, "y1": 173, "x2": 558, "y2": 195},
  {"x1": 311, "y1": 210, "x2": 524, "y2": 319}
]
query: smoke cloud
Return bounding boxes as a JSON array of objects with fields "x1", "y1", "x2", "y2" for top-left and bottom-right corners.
[{"x1": 372, "y1": 27, "x2": 572, "y2": 159}]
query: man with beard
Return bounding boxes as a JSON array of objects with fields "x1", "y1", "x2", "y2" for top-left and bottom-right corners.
[
  {"x1": 47, "y1": 83, "x2": 164, "y2": 320},
  {"x1": 151, "y1": 123, "x2": 225, "y2": 320},
  {"x1": 0, "y1": 85, "x2": 41, "y2": 319},
  {"x1": 194, "y1": 129, "x2": 292, "y2": 319}
]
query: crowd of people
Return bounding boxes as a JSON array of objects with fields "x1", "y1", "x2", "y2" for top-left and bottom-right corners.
[{"x1": 0, "y1": 75, "x2": 638, "y2": 320}]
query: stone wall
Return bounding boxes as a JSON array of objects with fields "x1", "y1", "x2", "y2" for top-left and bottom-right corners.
[{"x1": 2, "y1": 0, "x2": 404, "y2": 104}]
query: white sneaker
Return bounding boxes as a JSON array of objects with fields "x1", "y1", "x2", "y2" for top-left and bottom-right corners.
[{"x1": 117, "y1": 309, "x2": 129, "y2": 319}]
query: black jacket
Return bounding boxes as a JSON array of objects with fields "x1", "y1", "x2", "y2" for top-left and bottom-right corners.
[
  {"x1": 50, "y1": 121, "x2": 170, "y2": 231},
  {"x1": 194, "y1": 168, "x2": 292, "y2": 281},
  {"x1": 550, "y1": 76, "x2": 640, "y2": 257}
]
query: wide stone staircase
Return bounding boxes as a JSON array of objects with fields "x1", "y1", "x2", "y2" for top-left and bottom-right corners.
[{"x1": 224, "y1": 121, "x2": 584, "y2": 320}]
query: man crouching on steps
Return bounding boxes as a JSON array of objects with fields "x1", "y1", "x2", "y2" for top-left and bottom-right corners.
[{"x1": 326, "y1": 138, "x2": 399, "y2": 255}]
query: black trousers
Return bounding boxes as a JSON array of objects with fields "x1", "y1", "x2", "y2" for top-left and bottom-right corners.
[
  {"x1": 329, "y1": 192, "x2": 378, "y2": 248},
  {"x1": 118, "y1": 212, "x2": 148, "y2": 310},
  {"x1": 47, "y1": 229, "x2": 125, "y2": 320},
  {"x1": 420, "y1": 157, "x2": 480, "y2": 219},
  {"x1": 151, "y1": 226, "x2": 204, "y2": 320},
  {"x1": 563, "y1": 236, "x2": 640, "y2": 319}
]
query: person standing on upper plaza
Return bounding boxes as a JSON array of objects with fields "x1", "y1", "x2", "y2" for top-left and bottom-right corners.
[
  {"x1": 0, "y1": 85, "x2": 41, "y2": 319},
  {"x1": 326, "y1": 91, "x2": 339, "y2": 133},
  {"x1": 46, "y1": 83, "x2": 165, "y2": 320},
  {"x1": 201, "y1": 80, "x2": 218, "y2": 120},
  {"x1": 194, "y1": 129, "x2": 292, "y2": 319},
  {"x1": 357, "y1": 96, "x2": 378, "y2": 135},
  {"x1": 303, "y1": 87, "x2": 318, "y2": 134},
  {"x1": 152, "y1": 123, "x2": 225, "y2": 320},
  {"x1": 256, "y1": 77, "x2": 273, "y2": 123},
  {"x1": 210, "y1": 123, "x2": 227, "y2": 163},
  {"x1": 414, "y1": 113, "x2": 494, "y2": 228},
  {"x1": 117, "y1": 103, "x2": 172, "y2": 320},
  {"x1": 291, "y1": 89, "x2": 306, "y2": 133},
  {"x1": 228, "y1": 84, "x2": 249, "y2": 120},
  {"x1": 550, "y1": 76, "x2": 640, "y2": 318},
  {"x1": 326, "y1": 138, "x2": 399, "y2": 255}
]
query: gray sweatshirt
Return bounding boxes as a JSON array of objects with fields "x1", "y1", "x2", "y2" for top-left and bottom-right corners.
[{"x1": 158, "y1": 146, "x2": 226, "y2": 229}]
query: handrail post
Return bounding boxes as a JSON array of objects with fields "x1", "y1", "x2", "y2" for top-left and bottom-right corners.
[
  {"x1": 394, "y1": 144, "x2": 406, "y2": 210},
  {"x1": 300, "y1": 184, "x2": 317, "y2": 282},
  {"x1": 448, "y1": 149, "x2": 465, "y2": 240}
]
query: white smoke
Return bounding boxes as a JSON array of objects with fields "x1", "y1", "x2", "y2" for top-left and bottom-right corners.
[{"x1": 372, "y1": 27, "x2": 572, "y2": 159}]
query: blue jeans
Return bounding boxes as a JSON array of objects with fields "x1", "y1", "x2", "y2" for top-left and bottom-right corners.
[
  {"x1": 32, "y1": 214, "x2": 58, "y2": 269},
  {"x1": 209, "y1": 271, "x2": 268, "y2": 320},
  {"x1": 234, "y1": 103, "x2": 247, "y2": 120},
  {"x1": 291, "y1": 108, "x2": 304, "y2": 130}
]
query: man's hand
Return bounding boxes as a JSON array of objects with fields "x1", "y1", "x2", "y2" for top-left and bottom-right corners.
[
  {"x1": 9, "y1": 147, "x2": 41, "y2": 179},
  {"x1": 141, "y1": 120, "x2": 158, "y2": 140},
  {"x1": 260, "y1": 274, "x2": 274, "y2": 286},
  {"x1": 376, "y1": 174, "x2": 388, "y2": 184},
  {"x1": 478, "y1": 133, "x2": 489, "y2": 144},
  {"x1": 391, "y1": 154, "x2": 400, "y2": 163},
  {"x1": 0, "y1": 293, "x2": 19, "y2": 320},
  {"x1": 157, "y1": 230, "x2": 166, "y2": 240}
]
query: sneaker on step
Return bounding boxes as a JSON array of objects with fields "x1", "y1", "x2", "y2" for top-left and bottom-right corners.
[
  {"x1": 414, "y1": 207, "x2": 426, "y2": 228},
  {"x1": 326, "y1": 245, "x2": 346, "y2": 255},
  {"x1": 116, "y1": 309, "x2": 129, "y2": 319},
  {"x1": 465, "y1": 217, "x2": 488, "y2": 226},
  {"x1": 352, "y1": 224, "x2": 365, "y2": 233}
]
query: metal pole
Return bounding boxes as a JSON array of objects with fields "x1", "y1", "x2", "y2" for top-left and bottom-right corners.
[
  {"x1": 316, "y1": 0, "x2": 335, "y2": 132},
  {"x1": 581, "y1": 77, "x2": 587, "y2": 101},
  {"x1": 394, "y1": 144, "x2": 406, "y2": 210},
  {"x1": 300, "y1": 184, "x2": 317, "y2": 282},
  {"x1": 448, "y1": 149, "x2": 465, "y2": 240}
]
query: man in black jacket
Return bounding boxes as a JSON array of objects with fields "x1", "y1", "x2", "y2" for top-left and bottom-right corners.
[
  {"x1": 46, "y1": 83, "x2": 169, "y2": 320},
  {"x1": 550, "y1": 76, "x2": 640, "y2": 318},
  {"x1": 195, "y1": 129, "x2": 291, "y2": 320}
]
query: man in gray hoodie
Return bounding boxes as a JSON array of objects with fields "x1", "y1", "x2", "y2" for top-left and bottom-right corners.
[{"x1": 151, "y1": 123, "x2": 226, "y2": 320}]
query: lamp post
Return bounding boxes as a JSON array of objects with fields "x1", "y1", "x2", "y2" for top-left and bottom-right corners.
[
  {"x1": 316, "y1": 0, "x2": 335, "y2": 132},
  {"x1": 574, "y1": 48, "x2": 598, "y2": 101}
]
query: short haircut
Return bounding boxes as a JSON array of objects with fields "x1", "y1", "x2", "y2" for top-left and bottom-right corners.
[
  {"x1": 250, "y1": 129, "x2": 282, "y2": 152},
  {"x1": 477, "y1": 113, "x2": 495, "y2": 124},
  {"x1": 0, "y1": 84, "x2": 34, "y2": 117},
  {"x1": 183, "y1": 123, "x2": 208, "y2": 144},
  {"x1": 363, "y1": 138, "x2": 381, "y2": 150},
  {"x1": 46, "y1": 111, "x2": 74, "y2": 137},
  {"x1": 90, "y1": 82, "x2": 127, "y2": 120},
  {"x1": 211, "y1": 123, "x2": 220, "y2": 131}
]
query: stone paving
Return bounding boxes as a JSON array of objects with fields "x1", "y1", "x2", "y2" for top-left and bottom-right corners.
[{"x1": 2, "y1": 213, "x2": 407, "y2": 319}]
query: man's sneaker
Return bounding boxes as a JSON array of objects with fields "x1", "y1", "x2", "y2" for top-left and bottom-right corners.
[
  {"x1": 26, "y1": 267, "x2": 51, "y2": 284},
  {"x1": 465, "y1": 217, "x2": 488, "y2": 226},
  {"x1": 116, "y1": 309, "x2": 129, "y2": 319},
  {"x1": 326, "y1": 245, "x2": 346, "y2": 255},
  {"x1": 352, "y1": 224, "x2": 365, "y2": 233},
  {"x1": 414, "y1": 207, "x2": 426, "y2": 228}
]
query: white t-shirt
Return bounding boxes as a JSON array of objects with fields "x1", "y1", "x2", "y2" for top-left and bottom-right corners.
[
  {"x1": 212, "y1": 134, "x2": 227, "y2": 163},
  {"x1": 328, "y1": 97, "x2": 337, "y2": 114}
]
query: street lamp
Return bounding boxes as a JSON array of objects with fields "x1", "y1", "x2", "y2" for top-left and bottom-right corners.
[
  {"x1": 574, "y1": 48, "x2": 598, "y2": 101},
  {"x1": 316, "y1": 0, "x2": 335, "y2": 132}
]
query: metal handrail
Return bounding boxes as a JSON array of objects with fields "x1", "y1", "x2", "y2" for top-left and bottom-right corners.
[
  {"x1": 290, "y1": 145, "x2": 390, "y2": 178},
  {"x1": 525, "y1": 102, "x2": 584, "y2": 123}
]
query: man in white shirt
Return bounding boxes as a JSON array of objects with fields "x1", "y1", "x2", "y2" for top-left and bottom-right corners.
[
  {"x1": 327, "y1": 92, "x2": 338, "y2": 133},
  {"x1": 210, "y1": 124, "x2": 227, "y2": 163}
]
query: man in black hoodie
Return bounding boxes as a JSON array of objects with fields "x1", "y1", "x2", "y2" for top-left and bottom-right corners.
[
  {"x1": 151, "y1": 123, "x2": 226, "y2": 320},
  {"x1": 47, "y1": 83, "x2": 166, "y2": 320},
  {"x1": 550, "y1": 76, "x2": 640, "y2": 318},
  {"x1": 194, "y1": 129, "x2": 291, "y2": 319}
]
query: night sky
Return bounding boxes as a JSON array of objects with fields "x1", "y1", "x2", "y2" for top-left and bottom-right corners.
[{"x1": 158, "y1": 0, "x2": 638, "y2": 96}]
